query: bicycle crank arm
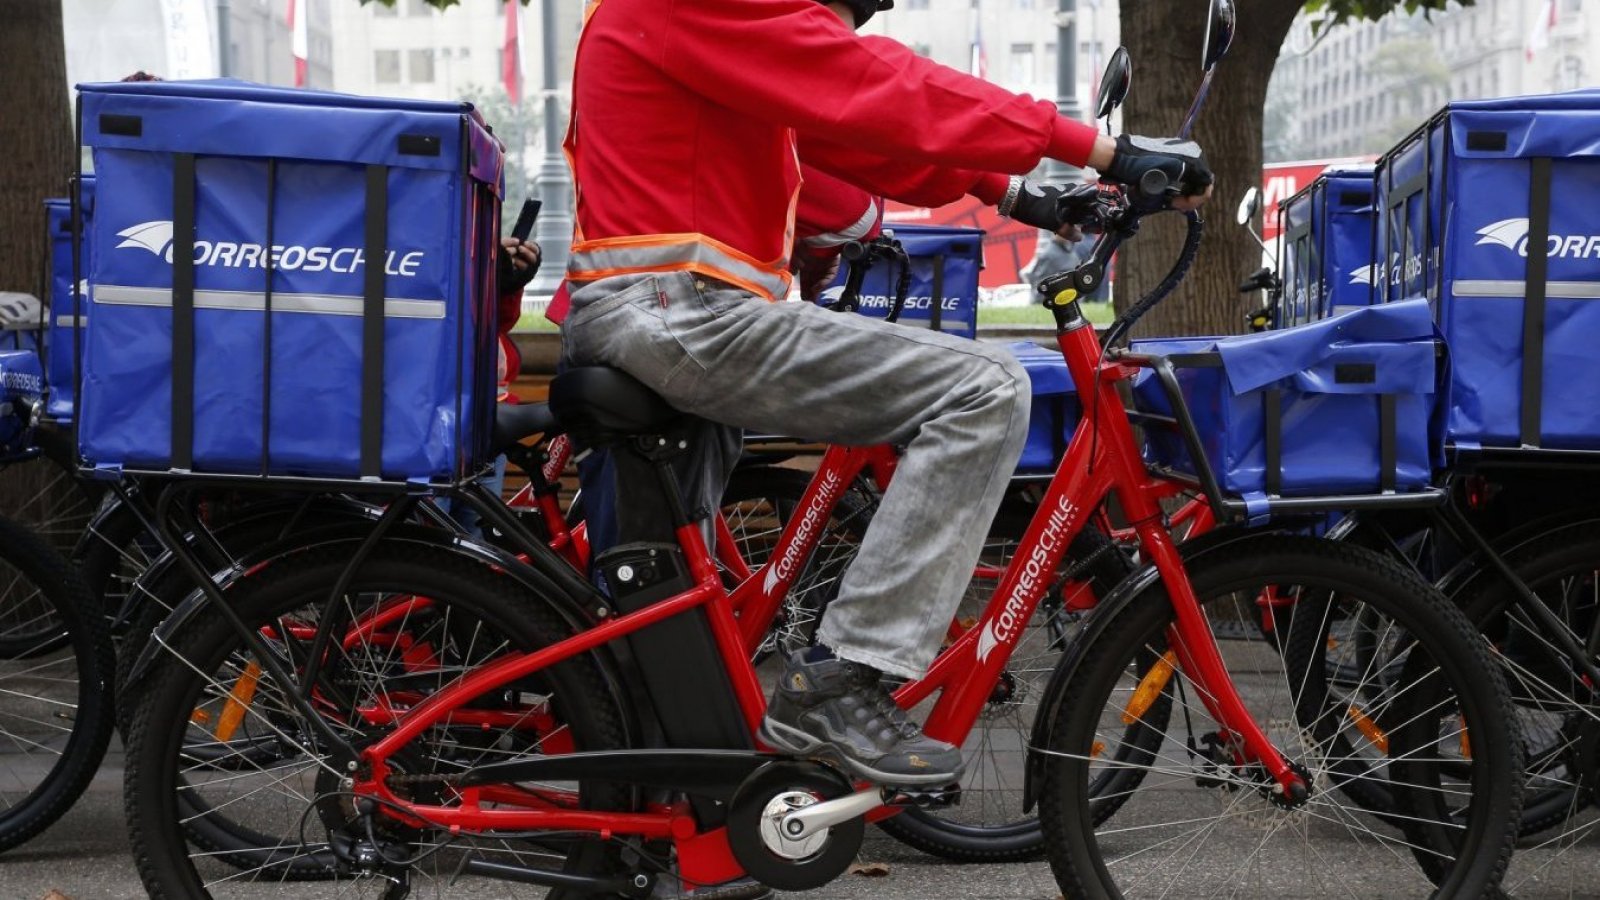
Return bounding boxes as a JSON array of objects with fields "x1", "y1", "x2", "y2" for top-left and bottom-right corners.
[{"x1": 779, "y1": 786, "x2": 883, "y2": 840}]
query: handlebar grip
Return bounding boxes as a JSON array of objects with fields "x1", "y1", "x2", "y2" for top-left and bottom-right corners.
[{"x1": 842, "y1": 241, "x2": 868, "y2": 261}]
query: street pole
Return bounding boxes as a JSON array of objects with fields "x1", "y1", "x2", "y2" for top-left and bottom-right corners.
[
  {"x1": 529, "y1": 0, "x2": 571, "y2": 297},
  {"x1": 216, "y1": 0, "x2": 231, "y2": 76},
  {"x1": 1047, "y1": 0, "x2": 1082, "y2": 182}
]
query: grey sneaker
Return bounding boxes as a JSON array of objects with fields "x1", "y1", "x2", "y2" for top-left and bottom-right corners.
[{"x1": 758, "y1": 651, "x2": 964, "y2": 786}]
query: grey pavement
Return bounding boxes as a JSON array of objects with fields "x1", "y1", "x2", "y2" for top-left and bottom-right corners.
[{"x1": 3, "y1": 745, "x2": 1600, "y2": 900}]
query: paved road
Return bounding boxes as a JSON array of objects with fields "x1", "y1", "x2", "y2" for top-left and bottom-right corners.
[{"x1": 5, "y1": 745, "x2": 1600, "y2": 900}]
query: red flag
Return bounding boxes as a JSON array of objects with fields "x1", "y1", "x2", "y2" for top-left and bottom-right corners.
[
  {"x1": 287, "y1": 0, "x2": 309, "y2": 87},
  {"x1": 503, "y1": 0, "x2": 522, "y2": 105}
]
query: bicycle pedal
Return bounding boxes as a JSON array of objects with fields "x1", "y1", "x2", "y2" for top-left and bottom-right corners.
[{"x1": 884, "y1": 783, "x2": 961, "y2": 808}]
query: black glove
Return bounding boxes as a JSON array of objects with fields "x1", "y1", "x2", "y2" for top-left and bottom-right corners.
[
  {"x1": 1006, "y1": 181, "x2": 1103, "y2": 232},
  {"x1": 1103, "y1": 135, "x2": 1213, "y2": 204},
  {"x1": 498, "y1": 240, "x2": 541, "y2": 293}
]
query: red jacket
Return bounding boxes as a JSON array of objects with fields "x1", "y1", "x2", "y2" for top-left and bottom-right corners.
[
  {"x1": 795, "y1": 165, "x2": 883, "y2": 253},
  {"x1": 564, "y1": 0, "x2": 1096, "y2": 301}
]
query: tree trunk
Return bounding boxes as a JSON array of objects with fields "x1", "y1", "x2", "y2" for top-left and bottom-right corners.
[
  {"x1": 0, "y1": 0, "x2": 72, "y2": 298},
  {"x1": 0, "y1": 0, "x2": 77, "y2": 540},
  {"x1": 1115, "y1": 0, "x2": 1301, "y2": 337}
]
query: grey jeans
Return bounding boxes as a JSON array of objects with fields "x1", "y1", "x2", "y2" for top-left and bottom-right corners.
[{"x1": 562, "y1": 272, "x2": 1030, "y2": 679}]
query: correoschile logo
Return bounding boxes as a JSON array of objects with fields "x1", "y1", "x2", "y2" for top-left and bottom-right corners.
[
  {"x1": 115, "y1": 220, "x2": 426, "y2": 277},
  {"x1": 1476, "y1": 217, "x2": 1600, "y2": 259}
]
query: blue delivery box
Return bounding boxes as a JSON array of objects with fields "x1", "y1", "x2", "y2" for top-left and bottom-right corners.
[{"x1": 78, "y1": 79, "x2": 504, "y2": 482}]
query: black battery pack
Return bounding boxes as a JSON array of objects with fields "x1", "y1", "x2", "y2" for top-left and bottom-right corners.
[{"x1": 598, "y1": 542, "x2": 752, "y2": 753}]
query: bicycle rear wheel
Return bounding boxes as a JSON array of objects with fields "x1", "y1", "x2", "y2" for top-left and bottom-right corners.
[
  {"x1": 0, "y1": 514, "x2": 115, "y2": 852},
  {"x1": 1038, "y1": 536, "x2": 1521, "y2": 898},
  {"x1": 124, "y1": 541, "x2": 629, "y2": 897}
]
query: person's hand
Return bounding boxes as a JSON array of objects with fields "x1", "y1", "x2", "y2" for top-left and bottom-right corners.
[
  {"x1": 793, "y1": 251, "x2": 842, "y2": 304},
  {"x1": 498, "y1": 238, "x2": 542, "y2": 293},
  {"x1": 1004, "y1": 181, "x2": 1102, "y2": 239},
  {"x1": 1101, "y1": 135, "x2": 1213, "y2": 209}
]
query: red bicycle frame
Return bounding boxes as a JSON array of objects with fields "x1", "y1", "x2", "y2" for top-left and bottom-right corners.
[{"x1": 341, "y1": 306, "x2": 1307, "y2": 885}]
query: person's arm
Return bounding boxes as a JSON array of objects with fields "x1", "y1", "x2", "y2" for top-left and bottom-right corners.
[
  {"x1": 795, "y1": 164, "x2": 884, "y2": 249},
  {"x1": 799, "y1": 135, "x2": 1014, "y2": 210},
  {"x1": 653, "y1": 0, "x2": 1105, "y2": 172}
]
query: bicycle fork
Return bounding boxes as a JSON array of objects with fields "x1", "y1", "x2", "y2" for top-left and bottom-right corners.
[{"x1": 1137, "y1": 519, "x2": 1309, "y2": 803}]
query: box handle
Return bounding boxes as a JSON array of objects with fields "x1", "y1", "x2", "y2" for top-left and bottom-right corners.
[{"x1": 99, "y1": 114, "x2": 142, "y2": 137}]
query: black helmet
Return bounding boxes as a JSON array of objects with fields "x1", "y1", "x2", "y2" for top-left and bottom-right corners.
[{"x1": 838, "y1": 0, "x2": 893, "y2": 28}]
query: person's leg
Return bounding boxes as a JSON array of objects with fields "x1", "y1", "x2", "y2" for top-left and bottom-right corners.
[{"x1": 564, "y1": 272, "x2": 1030, "y2": 784}]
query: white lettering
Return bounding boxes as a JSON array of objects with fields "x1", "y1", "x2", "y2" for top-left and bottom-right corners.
[
  {"x1": 983, "y1": 493, "x2": 1078, "y2": 657},
  {"x1": 762, "y1": 468, "x2": 845, "y2": 596},
  {"x1": 330, "y1": 248, "x2": 361, "y2": 274},
  {"x1": 114, "y1": 221, "x2": 428, "y2": 278},
  {"x1": 2, "y1": 372, "x2": 41, "y2": 393}
]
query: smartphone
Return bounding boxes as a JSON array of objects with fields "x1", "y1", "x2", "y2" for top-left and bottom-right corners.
[{"x1": 511, "y1": 198, "x2": 542, "y2": 242}]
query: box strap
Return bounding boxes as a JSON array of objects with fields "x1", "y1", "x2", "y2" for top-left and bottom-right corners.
[
  {"x1": 171, "y1": 153, "x2": 197, "y2": 471},
  {"x1": 929, "y1": 255, "x2": 945, "y2": 333},
  {"x1": 1519, "y1": 157, "x2": 1552, "y2": 449},
  {"x1": 1379, "y1": 393, "x2": 1397, "y2": 492},
  {"x1": 361, "y1": 165, "x2": 388, "y2": 480},
  {"x1": 260, "y1": 160, "x2": 278, "y2": 476},
  {"x1": 1263, "y1": 388, "x2": 1282, "y2": 497}
]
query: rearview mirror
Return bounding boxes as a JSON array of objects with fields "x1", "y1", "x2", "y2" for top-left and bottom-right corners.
[
  {"x1": 1203, "y1": 0, "x2": 1236, "y2": 73},
  {"x1": 1235, "y1": 187, "x2": 1260, "y2": 226},
  {"x1": 1095, "y1": 47, "x2": 1132, "y2": 121}
]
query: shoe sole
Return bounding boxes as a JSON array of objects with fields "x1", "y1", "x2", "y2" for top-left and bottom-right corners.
[{"x1": 758, "y1": 718, "x2": 964, "y2": 787}]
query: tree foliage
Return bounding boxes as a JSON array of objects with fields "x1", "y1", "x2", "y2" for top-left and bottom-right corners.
[{"x1": 1305, "y1": 0, "x2": 1470, "y2": 30}]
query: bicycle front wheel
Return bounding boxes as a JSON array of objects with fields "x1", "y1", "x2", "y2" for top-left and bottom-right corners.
[{"x1": 1038, "y1": 535, "x2": 1521, "y2": 898}]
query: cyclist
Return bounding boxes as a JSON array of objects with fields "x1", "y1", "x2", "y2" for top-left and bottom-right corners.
[{"x1": 561, "y1": 0, "x2": 1211, "y2": 788}]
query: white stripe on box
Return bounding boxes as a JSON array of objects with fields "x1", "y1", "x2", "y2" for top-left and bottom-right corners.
[
  {"x1": 1452, "y1": 279, "x2": 1600, "y2": 300},
  {"x1": 94, "y1": 285, "x2": 448, "y2": 320}
]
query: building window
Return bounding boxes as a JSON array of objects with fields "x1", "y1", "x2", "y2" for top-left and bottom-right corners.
[
  {"x1": 409, "y1": 49, "x2": 436, "y2": 83},
  {"x1": 375, "y1": 50, "x2": 401, "y2": 83},
  {"x1": 906, "y1": 0, "x2": 930, "y2": 9},
  {"x1": 1009, "y1": 43, "x2": 1035, "y2": 85},
  {"x1": 405, "y1": 0, "x2": 432, "y2": 15},
  {"x1": 373, "y1": 1, "x2": 396, "y2": 16},
  {"x1": 911, "y1": 41, "x2": 932, "y2": 56}
]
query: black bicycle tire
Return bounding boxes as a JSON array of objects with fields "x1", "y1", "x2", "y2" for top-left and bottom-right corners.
[
  {"x1": 1454, "y1": 519, "x2": 1600, "y2": 839},
  {"x1": 0, "y1": 429, "x2": 101, "y2": 658},
  {"x1": 1038, "y1": 536, "x2": 1520, "y2": 898},
  {"x1": 0, "y1": 514, "x2": 115, "y2": 853},
  {"x1": 124, "y1": 542, "x2": 630, "y2": 897}
]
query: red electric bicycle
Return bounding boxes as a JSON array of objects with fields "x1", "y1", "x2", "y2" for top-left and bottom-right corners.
[{"x1": 120, "y1": 5, "x2": 1522, "y2": 896}]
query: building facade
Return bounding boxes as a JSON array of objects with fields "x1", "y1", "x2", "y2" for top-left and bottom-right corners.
[
  {"x1": 64, "y1": 0, "x2": 333, "y2": 89},
  {"x1": 1272, "y1": 0, "x2": 1598, "y2": 161}
]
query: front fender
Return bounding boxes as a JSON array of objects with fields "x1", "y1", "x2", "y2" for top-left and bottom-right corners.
[{"x1": 1021, "y1": 524, "x2": 1281, "y2": 814}]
